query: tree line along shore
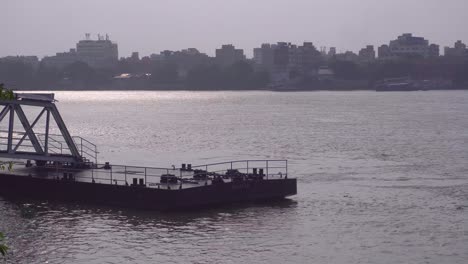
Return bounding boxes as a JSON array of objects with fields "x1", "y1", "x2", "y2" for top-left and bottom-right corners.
[{"x1": 1, "y1": 56, "x2": 467, "y2": 91}]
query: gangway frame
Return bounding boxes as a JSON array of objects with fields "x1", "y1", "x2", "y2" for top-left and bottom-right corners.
[{"x1": 0, "y1": 93, "x2": 89, "y2": 164}]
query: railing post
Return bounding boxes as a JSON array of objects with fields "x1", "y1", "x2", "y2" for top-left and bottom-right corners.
[
  {"x1": 7, "y1": 105, "x2": 14, "y2": 153},
  {"x1": 266, "y1": 160, "x2": 269, "y2": 179},
  {"x1": 231, "y1": 162, "x2": 233, "y2": 170},
  {"x1": 44, "y1": 108, "x2": 50, "y2": 154},
  {"x1": 110, "y1": 166, "x2": 113, "y2": 184},
  {"x1": 80, "y1": 137, "x2": 83, "y2": 157},
  {"x1": 246, "y1": 161, "x2": 249, "y2": 174},
  {"x1": 286, "y1": 160, "x2": 288, "y2": 178},
  {"x1": 125, "y1": 166, "x2": 127, "y2": 184},
  {"x1": 145, "y1": 167, "x2": 147, "y2": 187}
]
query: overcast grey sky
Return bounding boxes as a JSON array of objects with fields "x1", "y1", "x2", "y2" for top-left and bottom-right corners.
[{"x1": 2, "y1": 0, "x2": 468, "y2": 58}]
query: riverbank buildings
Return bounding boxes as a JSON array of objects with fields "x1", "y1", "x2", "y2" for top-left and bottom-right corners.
[
  {"x1": 42, "y1": 34, "x2": 118, "y2": 69},
  {"x1": 378, "y1": 33, "x2": 439, "y2": 59}
]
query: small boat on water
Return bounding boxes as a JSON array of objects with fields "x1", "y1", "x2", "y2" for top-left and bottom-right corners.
[
  {"x1": 375, "y1": 77, "x2": 452, "y2": 91},
  {"x1": 375, "y1": 77, "x2": 420, "y2": 91},
  {"x1": 0, "y1": 93, "x2": 297, "y2": 210}
]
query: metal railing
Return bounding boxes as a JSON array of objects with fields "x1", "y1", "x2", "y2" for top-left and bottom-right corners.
[
  {"x1": 3, "y1": 160, "x2": 288, "y2": 190},
  {"x1": 0, "y1": 130, "x2": 98, "y2": 164}
]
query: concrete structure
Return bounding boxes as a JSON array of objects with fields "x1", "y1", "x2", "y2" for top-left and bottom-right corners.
[
  {"x1": 294, "y1": 42, "x2": 322, "y2": 71},
  {"x1": 328, "y1": 47, "x2": 337, "y2": 58},
  {"x1": 444, "y1": 41, "x2": 468, "y2": 58},
  {"x1": 379, "y1": 33, "x2": 439, "y2": 59},
  {"x1": 253, "y1": 44, "x2": 274, "y2": 71},
  {"x1": 335, "y1": 51, "x2": 359, "y2": 62},
  {"x1": 75, "y1": 34, "x2": 118, "y2": 68},
  {"x1": 358, "y1": 45, "x2": 376, "y2": 62},
  {"x1": 215, "y1": 45, "x2": 245, "y2": 67},
  {"x1": 378, "y1": 45, "x2": 392, "y2": 59},
  {"x1": 253, "y1": 42, "x2": 321, "y2": 82},
  {"x1": 148, "y1": 48, "x2": 211, "y2": 78},
  {"x1": 0, "y1": 56, "x2": 40, "y2": 70},
  {"x1": 317, "y1": 66, "x2": 334, "y2": 81},
  {"x1": 42, "y1": 34, "x2": 118, "y2": 69},
  {"x1": 42, "y1": 49, "x2": 78, "y2": 69}
]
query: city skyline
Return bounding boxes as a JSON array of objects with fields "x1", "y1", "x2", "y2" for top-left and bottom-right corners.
[
  {"x1": 1, "y1": 32, "x2": 466, "y2": 61},
  {"x1": 2, "y1": 0, "x2": 468, "y2": 58}
]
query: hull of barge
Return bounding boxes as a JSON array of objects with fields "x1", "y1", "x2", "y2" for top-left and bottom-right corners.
[{"x1": 0, "y1": 173, "x2": 297, "y2": 210}]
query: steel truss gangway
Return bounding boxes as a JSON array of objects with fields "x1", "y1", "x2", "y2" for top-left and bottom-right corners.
[{"x1": 0, "y1": 93, "x2": 97, "y2": 166}]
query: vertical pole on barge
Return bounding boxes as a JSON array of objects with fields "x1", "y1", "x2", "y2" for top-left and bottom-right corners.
[
  {"x1": 124, "y1": 166, "x2": 127, "y2": 184},
  {"x1": 7, "y1": 106, "x2": 14, "y2": 153},
  {"x1": 44, "y1": 109, "x2": 50, "y2": 154}
]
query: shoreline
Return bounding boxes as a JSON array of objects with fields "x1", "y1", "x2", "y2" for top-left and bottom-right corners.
[{"x1": 12, "y1": 87, "x2": 468, "y2": 92}]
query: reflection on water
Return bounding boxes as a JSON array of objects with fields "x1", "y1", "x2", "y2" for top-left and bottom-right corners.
[
  {"x1": 1, "y1": 91, "x2": 468, "y2": 264},
  {"x1": 1, "y1": 198, "x2": 299, "y2": 264}
]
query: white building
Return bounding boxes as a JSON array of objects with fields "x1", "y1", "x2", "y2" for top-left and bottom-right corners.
[
  {"x1": 42, "y1": 34, "x2": 118, "y2": 69},
  {"x1": 75, "y1": 34, "x2": 118, "y2": 68},
  {"x1": 382, "y1": 33, "x2": 439, "y2": 58}
]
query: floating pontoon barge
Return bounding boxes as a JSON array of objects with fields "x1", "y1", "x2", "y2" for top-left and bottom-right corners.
[{"x1": 0, "y1": 93, "x2": 296, "y2": 210}]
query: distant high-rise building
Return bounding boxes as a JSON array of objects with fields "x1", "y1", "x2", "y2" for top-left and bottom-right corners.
[
  {"x1": 335, "y1": 51, "x2": 359, "y2": 62},
  {"x1": 130, "y1": 52, "x2": 140, "y2": 61},
  {"x1": 42, "y1": 49, "x2": 78, "y2": 69},
  {"x1": 42, "y1": 34, "x2": 118, "y2": 69},
  {"x1": 378, "y1": 44, "x2": 391, "y2": 58},
  {"x1": 215, "y1": 45, "x2": 245, "y2": 67},
  {"x1": 149, "y1": 48, "x2": 210, "y2": 78},
  {"x1": 272, "y1": 42, "x2": 290, "y2": 67},
  {"x1": 378, "y1": 33, "x2": 439, "y2": 59},
  {"x1": 0, "y1": 55, "x2": 39, "y2": 70},
  {"x1": 444, "y1": 40, "x2": 468, "y2": 58},
  {"x1": 358, "y1": 45, "x2": 376, "y2": 61},
  {"x1": 253, "y1": 44, "x2": 274, "y2": 71},
  {"x1": 75, "y1": 34, "x2": 118, "y2": 68},
  {"x1": 253, "y1": 42, "x2": 321, "y2": 81},
  {"x1": 428, "y1": 44, "x2": 440, "y2": 57},
  {"x1": 296, "y1": 42, "x2": 321, "y2": 70}
]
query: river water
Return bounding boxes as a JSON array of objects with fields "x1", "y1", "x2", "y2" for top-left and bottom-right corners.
[{"x1": 1, "y1": 91, "x2": 467, "y2": 264}]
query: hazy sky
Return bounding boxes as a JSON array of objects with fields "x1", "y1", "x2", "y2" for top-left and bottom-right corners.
[{"x1": 2, "y1": 0, "x2": 468, "y2": 58}]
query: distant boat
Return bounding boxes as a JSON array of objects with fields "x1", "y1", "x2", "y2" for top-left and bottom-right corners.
[{"x1": 375, "y1": 77, "x2": 419, "y2": 92}]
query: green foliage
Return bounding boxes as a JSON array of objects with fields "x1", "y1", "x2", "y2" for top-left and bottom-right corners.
[
  {"x1": 0, "y1": 83, "x2": 15, "y2": 100},
  {"x1": 329, "y1": 60, "x2": 363, "y2": 80},
  {"x1": 0, "y1": 61, "x2": 34, "y2": 87},
  {"x1": 150, "y1": 63, "x2": 179, "y2": 84},
  {"x1": 0, "y1": 232, "x2": 7, "y2": 257},
  {"x1": 0, "y1": 161, "x2": 13, "y2": 171}
]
